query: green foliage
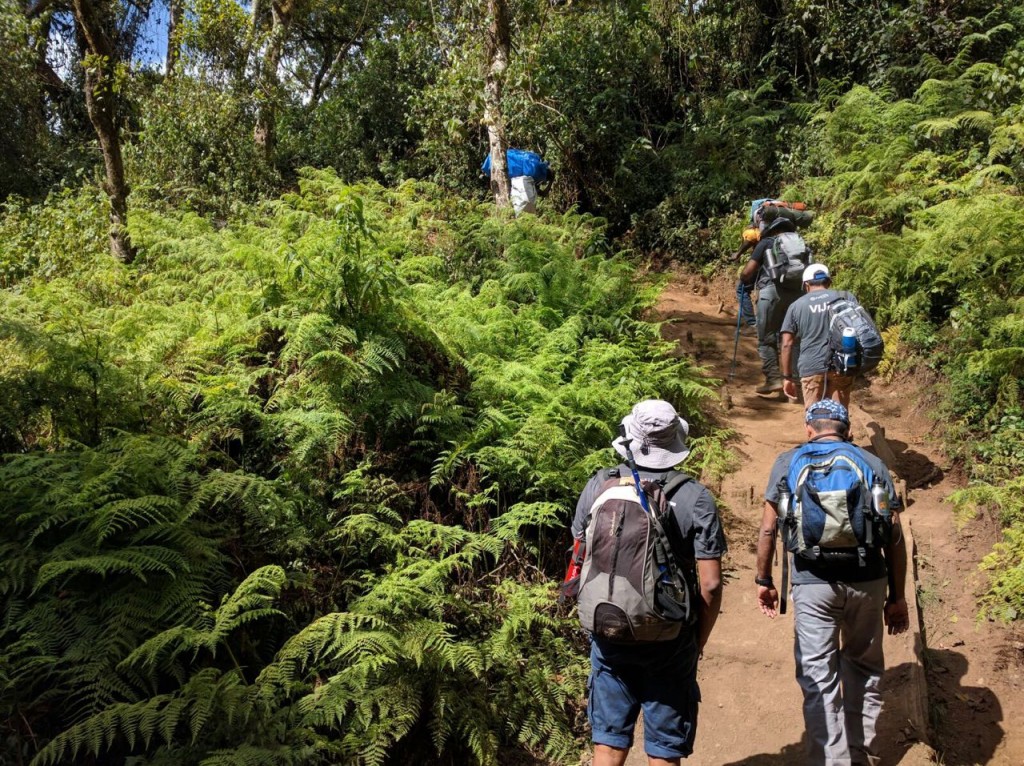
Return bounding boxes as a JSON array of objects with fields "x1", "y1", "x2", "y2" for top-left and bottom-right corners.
[
  {"x1": 978, "y1": 518, "x2": 1024, "y2": 623},
  {"x1": 0, "y1": 173, "x2": 717, "y2": 763},
  {"x1": 127, "y1": 76, "x2": 281, "y2": 216},
  {"x1": 0, "y1": 437, "x2": 234, "y2": 741},
  {"x1": 782, "y1": 17, "x2": 1024, "y2": 621},
  {"x1": 0, "y1": 0, "x2": 50, "y2": 198},
  {"x1": 281, "y1": 34, "x2": 433, "y2": 185},
  {"x1": 0, "y1": 185, "x2": 108, "y2": 287}
]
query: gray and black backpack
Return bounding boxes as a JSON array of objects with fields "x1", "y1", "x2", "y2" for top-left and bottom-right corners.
[
  {"x1": 576, "y1": 470, "x2": 697, "y2": 643},
  {"x1": 826, "y1": 292, "x2": 885, "y2": 375},
  {"x1": 765, "y1": 232, "x2": 812, "y2": 290}
]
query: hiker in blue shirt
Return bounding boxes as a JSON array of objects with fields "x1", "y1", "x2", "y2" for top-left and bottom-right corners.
[
  {"x1": 571, "y1": 400, "x2": 725, "y2": 765},
  {"x1": 755, "y1": 400, "x2": 910, "y2": 765}
]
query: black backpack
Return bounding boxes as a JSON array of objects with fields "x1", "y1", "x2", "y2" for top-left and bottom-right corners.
[
  {"x1": 827, "y1": 293, "x2": 885, "y2": 375},
  {"x1": 575, "y1": 470, "x2": 696, "y2": 643},
  {"x1": 765, "y1": 232, "x2": 811, "y2": 290}
]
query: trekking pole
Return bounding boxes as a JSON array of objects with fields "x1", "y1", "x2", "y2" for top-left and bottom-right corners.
[
  {"x1": 618, "y1": 424, "x2": 683, "y2": 598},
  {"x1": 617, "y1": 424, "x2": 652, "y2": 515},
  {"x1": 728, "y1": 290, "x2": 743, "y2": 382}
]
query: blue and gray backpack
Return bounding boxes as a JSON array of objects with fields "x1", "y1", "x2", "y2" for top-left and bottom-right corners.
[{"x1": 779, "y1": 440, "x2": 892, "y2": 566}]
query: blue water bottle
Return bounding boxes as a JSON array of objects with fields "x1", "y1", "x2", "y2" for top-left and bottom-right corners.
[{"x1": 840, "y1": 327, "x2": 859, "y2": 374}]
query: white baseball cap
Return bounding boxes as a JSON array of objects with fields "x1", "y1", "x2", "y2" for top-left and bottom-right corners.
[{"x1": 802, "y1": 263, "x2": 830, "y2": 283}]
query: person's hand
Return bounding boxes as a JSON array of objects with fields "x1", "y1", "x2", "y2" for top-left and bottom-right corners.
[
  {"x1": 783, "y1": 379, "x2": 798, "y2": 399},
  {"x1": 884, "y1": 597, "x2": 910, "y2": 635},
  {"x1": 757, "y1": 585, "x2": 779, "y2": 618}
]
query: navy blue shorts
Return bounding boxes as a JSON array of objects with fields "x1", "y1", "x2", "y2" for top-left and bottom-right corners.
[{"x1": 588, "y1": 632, "x2": 701, "y2": 758}]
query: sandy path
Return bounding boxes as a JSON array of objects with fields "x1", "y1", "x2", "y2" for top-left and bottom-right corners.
[
  {"x1": 619, "y1": 273, "x2": 948, "y2": 765},
  {"x1": 580, "y1": 270, "x2": 1023, "y2": 766}
]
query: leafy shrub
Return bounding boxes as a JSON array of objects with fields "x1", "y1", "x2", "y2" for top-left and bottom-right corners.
[
  {"x1": 785, "y1": 19, "x2": 1024, "y2": 620},
  {"x1": 0, "y1": 172, "x2": 718, "y2": 763},
  {"x1": 0, "y1": 185, "x2": 107, "y2": 288},
  {"x1": 127, "y1": 76, "x2": 280, "y2": 217}
]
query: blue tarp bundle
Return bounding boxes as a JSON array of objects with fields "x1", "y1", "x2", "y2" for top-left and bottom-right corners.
[
  {"x1": 481, "y1": 149, "x2": 550, "y2": 182},
  {"x1": 749, "y1": 197, "x2": 772, "y2": 223}
]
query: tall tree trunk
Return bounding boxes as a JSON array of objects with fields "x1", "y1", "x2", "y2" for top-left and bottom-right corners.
[
  {"x1": 71, "y1": 0, "x2": 135, "y2": 264},
  {"x1": 309, "y1": 44, "x2": 349, "y2": 108},
  {"x1": 253, "y1": 0, "x2": 294, "y2": 163},
  {"x1": 32, "y1": 13, "x2": 62, "y2": 116},
  {"x1": 165, "y1": 0, "x2": 183, "y2": 76},
  {"x1": 483, "y1": 0, "x2": 510, "y2": 208}
]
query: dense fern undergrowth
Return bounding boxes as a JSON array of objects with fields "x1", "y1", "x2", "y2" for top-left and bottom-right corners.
[
  {"x1": 767, "y1": 24, "x2": 1024, "y2": 622},
  {"x1": 0, "y1": 173, "x2": 718, "y2": 765},
  {"x1": 5, "y1": 6, "x2": 1024, "y2": 762}
]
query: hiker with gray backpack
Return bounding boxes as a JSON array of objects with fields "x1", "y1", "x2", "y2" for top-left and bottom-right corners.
[
  {"x1": 565, "y1": 400, "x2": 725, "y2": 765},
  {"x1": 739, "y1": 216, "x2": 813, "y2": 398},
  {"x1": 755, "y1": 399, "x2": 909, "y2": 765},
  {"x1": 779, "y1": 264, "x2": 885, "y2": 410}
]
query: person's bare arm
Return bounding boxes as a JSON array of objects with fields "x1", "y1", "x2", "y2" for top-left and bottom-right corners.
[
  {"x1": 732, "y1": 237, "x2": 756, "y2": 261},
  {"x1": 739, "y1": 258, "x2": 759, "y2": 286},
  {"x1": 696, "y1": 558, "x2": 723, "y2": 651},
  {"x1": 780, "y1": 331, "x2": 797, "y2": 398},
  {"x1": 756, "y1": 501, "x2": 780, "y2": 617},
  {"x1": 883, "y1": 510, "x2": 910, "y2": 634}
]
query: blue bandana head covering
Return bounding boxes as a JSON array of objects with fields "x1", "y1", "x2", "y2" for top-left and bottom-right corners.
[{"x1": 805, "y1": 399, "x2": 850, "y2": 426}]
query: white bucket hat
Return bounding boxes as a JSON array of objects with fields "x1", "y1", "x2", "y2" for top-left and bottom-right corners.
[{"x1": 612, "y1": 400, "x2": 691, "y2": 470}]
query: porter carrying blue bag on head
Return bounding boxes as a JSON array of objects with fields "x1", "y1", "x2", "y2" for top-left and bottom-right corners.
[{"x1": 480, "y1": 149, "x2": 550, "y2": 182}]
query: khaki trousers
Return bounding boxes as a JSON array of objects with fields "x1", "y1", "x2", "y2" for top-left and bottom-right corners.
[{"x1": 801, "y1": 372, "x2": 854, "y2": 410}]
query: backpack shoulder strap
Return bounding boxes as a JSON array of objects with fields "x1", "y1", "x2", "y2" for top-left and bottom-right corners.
[
  {"x1": 659, "y1": 471, "x2": 693, "y2": 499},
  {"x1": 825, "y1": 290, "x2": 846, "y2": 307},
  {"x1": 654, "y1": 472, "x2": 702, "y2": 567}
]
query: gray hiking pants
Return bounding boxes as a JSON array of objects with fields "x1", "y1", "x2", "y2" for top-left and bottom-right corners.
[
  {"x1": 792, "y1": 578, "x2": 887, "y2": 766},
  {"x1": 755, "y1": 283, "x2": 800, "y2": 382}
]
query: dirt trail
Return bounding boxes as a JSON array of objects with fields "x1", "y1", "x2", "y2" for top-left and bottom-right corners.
[{"x1": 614, "y1": 272, "x2": 1023, "y2": 765}]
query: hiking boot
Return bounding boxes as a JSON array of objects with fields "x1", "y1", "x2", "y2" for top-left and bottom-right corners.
[{"x1": 755, "y1": 379, "x2": 783, "y2": 396}]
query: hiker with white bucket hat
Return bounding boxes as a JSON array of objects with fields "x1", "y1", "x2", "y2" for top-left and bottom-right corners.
[{"x1": 564, "y1": 400, "x2": 725, "y2": 765}]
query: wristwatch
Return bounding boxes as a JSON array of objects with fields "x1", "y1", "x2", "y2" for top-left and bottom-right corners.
[{"x1": 754, "y1": 575, "x2": 774, "y2": 587}]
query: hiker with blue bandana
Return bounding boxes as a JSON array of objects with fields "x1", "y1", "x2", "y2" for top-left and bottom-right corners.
[
  {"x1": 568, "y1": 400, "x2": 725, "y2": 765},
  {"x1": 755, "y1": 400, "x2": 910, "y2": 766}
]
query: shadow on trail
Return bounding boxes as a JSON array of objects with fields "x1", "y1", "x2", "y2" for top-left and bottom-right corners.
[
  {"x1": 926, "y1": 649, "x2": 1004, "y2": 765},
  {"x1": 885, "y1": 437, "x2": 944, "y2": 490},
  {"x1": 720, "y1": 734, "x2": 807, "y2": 765},
  {"x1": 720, "y1": 660, "x2": 948, "y2": 766},
  {"x1": 876, "y1": 662, "x2": 932, "y2": 764}
]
